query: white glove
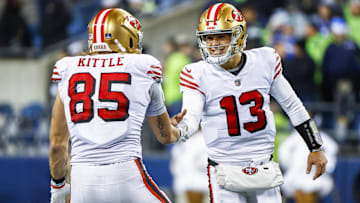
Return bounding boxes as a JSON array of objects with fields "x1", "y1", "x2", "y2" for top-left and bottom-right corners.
[
  {"x1": 177, "y1": 120, "x2": 191, "y2": 142},
  {"x1": 50, "y1": 179, "x2": 70, "y2": 203}
]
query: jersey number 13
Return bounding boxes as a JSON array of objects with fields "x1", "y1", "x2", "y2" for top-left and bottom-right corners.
[{"x1": 220, "y1": 90, "x2": 267, "y2": 136}]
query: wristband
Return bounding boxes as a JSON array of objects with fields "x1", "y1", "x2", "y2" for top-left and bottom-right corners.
[
  {"x1": 295, "y1": 119, "x2": 323, "y2": 151},
  {"x1": 51, "y1": 176, "x2": 66, "y2": 188}
]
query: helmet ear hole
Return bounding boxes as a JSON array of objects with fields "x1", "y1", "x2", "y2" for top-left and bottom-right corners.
[{"x1": 129, "y1": 38, "x2": 133, "y2": 48}]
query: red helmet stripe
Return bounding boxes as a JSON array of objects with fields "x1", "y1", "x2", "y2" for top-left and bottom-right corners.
[
  {"x1": 213, "y1": 3, "x2": 224, "y2": 25},
  {"x1": 93, "y1": 9, "x2": 112, "y2": 43},
  {"x1": 206, "y1": 4, "x2": 216, "y2": 26},
  {"x1": 93, "y1": 9, "x2": 107, "y2": 43},
  {"x1": 100, "y1": 9, "x2": 113, "y2": 42},
  {"x1": 206, "y1": 3, "x2": 224, "y2": 26}
]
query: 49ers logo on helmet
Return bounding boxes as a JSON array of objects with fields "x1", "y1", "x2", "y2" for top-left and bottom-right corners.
[
  {"x1": 232, "y1": 10, "x2": 243, "y2": 21},
  {"x1": 126, "y1": 16, "x2": 141, "y2": 30}
]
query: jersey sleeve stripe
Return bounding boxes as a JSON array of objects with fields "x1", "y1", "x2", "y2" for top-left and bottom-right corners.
[
  {"x1": 150, "y1": 65, "x2": 162, "y2": 70},
  {"x1": 180, "y1": 82, "x2": 205, "y2": 96},
  {"x1": 147, "y1": 70, "x2": 161, "y2": 76},
  {"x1": 52, "y1": 78, "x2": 61, "y2": 82},
  {"x1": 273, "y1": 67, "x2": 282, "y2": 80},
  {"x1": 275, "y1": 62, "x2": 281, "y2": 72},
  {"x1": 152, "y1": 76, "x2": 161, "y2": 80},
  {"x1": 53, "y1": 72, "x2": 59, "y2": 75},
  {"x1": 180, "y1": 70, "x2": 194, "y2": 79},
  {"x1": 180, "y1": 76, "x2": 200, "y2": 88}
]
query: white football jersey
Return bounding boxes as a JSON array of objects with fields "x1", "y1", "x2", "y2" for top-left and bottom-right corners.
[
  {"x1": 180, "y1": 47, "x2": 284, "y2": 163},
  {"x1": 51, "y1": 53, "x2": 164, "y2": 165}
]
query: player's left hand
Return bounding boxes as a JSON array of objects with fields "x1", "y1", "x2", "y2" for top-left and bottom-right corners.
[
  {"x1": 170, "y1": 109, "x2": 187, "y2": 126},
  {"x1": 50, "y1": 179, "x2": 70, "y2": 203},
  {"x1": 306, "y1": 150, "x2": 327, "y2": 180}
]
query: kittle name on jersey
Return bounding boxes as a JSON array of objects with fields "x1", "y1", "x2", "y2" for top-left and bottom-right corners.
[{"x1": 77, "y1": 57, "x2": 124, "y2": 68}]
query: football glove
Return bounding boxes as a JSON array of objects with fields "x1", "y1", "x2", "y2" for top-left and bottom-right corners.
[
  {"x1": 50, "y1": 178, "x2": 70, "y2": 203},
  {"x1": 177, "y1": 120, "x2": 190, "y2": 142}
]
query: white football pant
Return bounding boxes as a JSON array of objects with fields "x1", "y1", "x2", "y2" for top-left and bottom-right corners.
[{"x1": 71, "y1": 158, "x2": 170, "y2": 203}]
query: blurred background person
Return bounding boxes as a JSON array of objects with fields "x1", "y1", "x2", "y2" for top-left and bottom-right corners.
[
  {"x1": 170, "y1": 129, "x2": 209, "y2": 203},
  {"x1": 321, "y1": 17, "x2": 360, "y2": 132},
  {"x1": 163, "y1": 34, "x2": 194, "y2": 117},
  {"x1": 343, "y1": 0, "x2": 360, "y2": 47},
  {"x1": 0, "y1": 0, "x2": 31, "y2": 48},
  {"x1": 275, "y1": 40, "x2": 318, "y2": 102},
  {"x1": 278, "y1": 128, "x2": 339, "y2": 203}
]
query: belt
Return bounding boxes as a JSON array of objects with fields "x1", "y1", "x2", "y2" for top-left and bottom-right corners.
[{"x1": 208, "y1": 155, "x2": 273, "y2": 167}]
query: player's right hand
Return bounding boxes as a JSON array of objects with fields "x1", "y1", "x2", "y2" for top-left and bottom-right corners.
[
  {"x1": 50, "y1": 179, "x2": 70, "y2": 203},
  {"x1": 170, "y1": 109, "x2": 187, "y2": 126}
]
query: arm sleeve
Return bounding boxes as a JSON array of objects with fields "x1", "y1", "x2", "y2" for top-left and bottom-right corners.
[
  {"x1": 178, "y1": 90, "x2": 205, "y2": 137},
  {"x1": 270, "y1": 74, "x2": 310, "y2": 126},
  {"x1": 146, "y1": 82, "x2": 167, "y2": 116}
]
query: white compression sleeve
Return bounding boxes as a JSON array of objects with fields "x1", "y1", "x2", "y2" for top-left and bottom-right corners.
[
  {"x1": 178, "y1": 91, "x2": 205, "y2": 138},
  {"x1": 270, "y1": 74, "x2": 310, "y2": 126}
]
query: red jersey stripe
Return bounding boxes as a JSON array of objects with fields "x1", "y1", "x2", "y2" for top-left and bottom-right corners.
[
  {"x1": 150, "y1": 65, "x2": 162, "y2": 70},
  {"x1": 53, "y1": 72, "x2": 59, "y2": 75},
  {"x1": 180, "y1": 76, "x2": 199, "y2": 88},
  {"x1": 275, "y1": 62, "x2": 281, "y2": 72},
  {"x1": 273, "y1": 67, "x2": 282, "y2": 80},
  {"x1": 180, "y1": 82, "x2": 205, "y2": 96},
  {"x1": 52, "y1": 78, "x2": 61, "y2": 81},
  {"x1": 147, "y1": 70, "x2": 161, "y2": 76},
  {"x1": 180, "y1": 70, "x2": 194, "y2": 79}
]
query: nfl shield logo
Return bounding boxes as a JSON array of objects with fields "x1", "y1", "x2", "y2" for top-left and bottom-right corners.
[{"x1": 234, "y1": 79, "x2": 241, "y2": 86}]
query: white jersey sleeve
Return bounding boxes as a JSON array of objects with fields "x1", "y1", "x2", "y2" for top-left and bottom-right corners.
[
  {"x1": 179, "y1": 63, "x2": 206, "y2": 138},
  {"x1": 179, "y1": 64, "x2": 205, "y2": 97},
  {"x1": 265, "y1": 48, "x2": 310, "y2": 126},
  {"x1": 51, "y1": 58, "x2": 67, "y2": 83}
]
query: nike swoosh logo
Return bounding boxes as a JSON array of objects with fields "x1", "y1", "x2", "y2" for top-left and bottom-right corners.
[{"x1": 185, "y1": 67, "x2": 191, "y2": 73}]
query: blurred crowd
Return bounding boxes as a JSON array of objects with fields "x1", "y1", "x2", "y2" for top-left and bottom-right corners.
[{"x1": 0, "y1": 0, "x2": 192, "y2": 54}]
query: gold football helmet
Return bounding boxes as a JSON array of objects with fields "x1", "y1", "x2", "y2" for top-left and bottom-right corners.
[
  {"x1": 197, "y1": 3, "x2": 247, "y2": 65},
  {"x1": 88, "y1": 8, "x2": 143, "y2": 54}
]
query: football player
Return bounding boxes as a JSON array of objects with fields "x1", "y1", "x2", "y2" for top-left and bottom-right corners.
[
  {"x1": 49, "y1": 8, "x2": 184, "y2": 203},
  {"x1": 173, "y1": 3, "x2": 328, "y2": 203}
]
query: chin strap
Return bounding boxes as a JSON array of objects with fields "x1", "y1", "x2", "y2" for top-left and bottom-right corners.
[{"x1": 295, "y1": 119, "x2": 323, "y2": 152}]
